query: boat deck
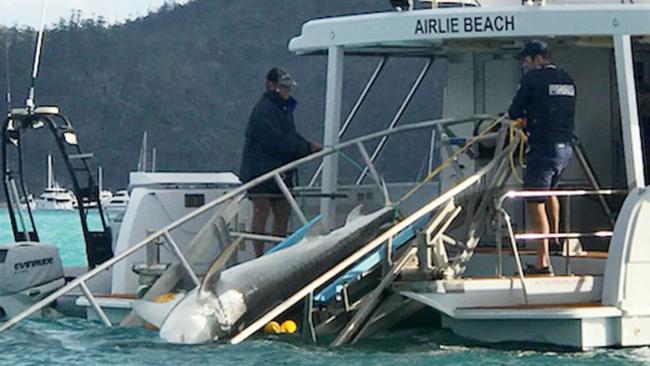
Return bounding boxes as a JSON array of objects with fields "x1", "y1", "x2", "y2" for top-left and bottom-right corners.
[{"x1": 455, "y1": 301, "x2": 622, "y2": 320}]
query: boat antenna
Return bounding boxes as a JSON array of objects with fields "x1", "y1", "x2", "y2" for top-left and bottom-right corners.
[
  {"x1": 5, "y1": 39, "x2": 12, "y2": 114},
  {"x1": 26, "y1": 0, "x2": 48, "y2": 112}
]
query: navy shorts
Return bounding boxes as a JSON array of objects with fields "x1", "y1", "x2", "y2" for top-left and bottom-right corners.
[{"x1": 524, "y1": 143, "x2": 573, "y2": 190}]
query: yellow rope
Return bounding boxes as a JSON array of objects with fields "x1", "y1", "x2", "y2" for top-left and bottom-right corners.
[
  {"x1": 398, "y1": 115, "x2": 508, "y2": 204},
  {"x1": 508, "y1": 120, "x2": 528, "y2": 184}
]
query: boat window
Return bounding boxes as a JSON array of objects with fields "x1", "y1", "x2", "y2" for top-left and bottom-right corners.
[{"x1": 184, "y1": 194, "x2": 205, "y2": 208}]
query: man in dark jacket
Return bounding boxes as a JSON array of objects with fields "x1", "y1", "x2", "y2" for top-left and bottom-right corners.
[
  {"x1": 240, "y1": 67, "x2": 321, "y2": 257},
  {"x1": 508, "y1": 40, "x2": 576, "y2": 275}
]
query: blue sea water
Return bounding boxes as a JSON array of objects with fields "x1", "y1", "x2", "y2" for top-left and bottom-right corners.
[
  {"x1": 0, "y1": 208, "x2": 92, "y2": 267},
  {"x1": 1, "y1": 209, "x2": 650, "y2": 365}
]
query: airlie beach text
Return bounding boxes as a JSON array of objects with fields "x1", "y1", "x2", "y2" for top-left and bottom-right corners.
[{"x1": 414, "y1": 15, "x2": 515, "y2": 35}]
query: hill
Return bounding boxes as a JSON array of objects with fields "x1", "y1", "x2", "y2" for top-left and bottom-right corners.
[{"x1": 0, "y1": 0, "x2": 443, "y2": 193}]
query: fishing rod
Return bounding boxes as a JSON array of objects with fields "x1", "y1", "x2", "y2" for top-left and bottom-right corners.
[{"x1": 26, "y1": 0, "x2": 48, "y2": 112}]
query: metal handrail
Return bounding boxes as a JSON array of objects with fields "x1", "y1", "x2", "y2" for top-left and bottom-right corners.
[
  {"x1": 229, "y1": 137, "x2": 518, "y2": 345},
  {"x1": 309, "y1": 56, "x2": 388, "y2": 187},
  {"x1": 356, "y1": 58, "x2": 434, "y2": 185},
  {"x1": 498, "y1": 188, "x2": 627, "y2": 206},
  {"x1": 514, "y1": 231, "x2": 613, "y2": 241},
  {"x1": 494, "y1": 187, "x2": 627, "y2": 286},
  {"x1": 0, "y1": 115, "x2": 490, "y2": 334}
]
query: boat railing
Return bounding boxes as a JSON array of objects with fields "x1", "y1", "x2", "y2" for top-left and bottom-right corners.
[
  {"x1": 307, "y1": 56, "x2": 438, "y2": 187},
  {"x1": 230, "y1": 129, "x2": 522, "y2": 345},
  {"x1": 0, "y1": 114, "x2": 492, "y2": 334},
  {"x1": 494, "y1": 188, "x2": 628, "y2": 304}
]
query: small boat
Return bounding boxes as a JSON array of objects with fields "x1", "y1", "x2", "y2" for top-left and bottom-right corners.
[
  {"x1": 35, "y1": 155, "x2": 76, "y2": 210},
  {"x1": 19, "y1": 194, "x2": 35, "y2": 211},
  {"x1": 103, "y1": 189, "x2": 128, "y2": 219}
]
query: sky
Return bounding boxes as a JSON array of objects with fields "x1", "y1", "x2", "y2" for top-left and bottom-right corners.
[{"x1": 0, "y1": 0, "x2": 191, "y2": 28}]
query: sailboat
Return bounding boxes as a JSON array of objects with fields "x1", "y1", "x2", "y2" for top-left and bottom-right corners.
[{"x1": 35, "y1": 155, "x2": 76, "y2": 210}]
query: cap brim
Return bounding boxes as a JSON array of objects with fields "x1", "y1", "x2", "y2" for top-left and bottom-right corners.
[{"x1": 279, "y1": 80, "x2": 298, "y2": 87}]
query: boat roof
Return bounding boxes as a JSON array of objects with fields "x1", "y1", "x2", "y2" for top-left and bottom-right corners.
[
  {"x1": 128, "y1": 172, "x2": 241, "y2": 187},
  {"x1": 289, "y1": 4, "x2": 650, "y2": 56}
]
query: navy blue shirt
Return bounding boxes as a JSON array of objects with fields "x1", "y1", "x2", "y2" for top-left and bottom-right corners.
[
  {"x1": 508, "y1": 64, "x2": 576, "y2": 145},
  {"x1": 239, "y1": 91, "x2": 311, "y2": 193}
]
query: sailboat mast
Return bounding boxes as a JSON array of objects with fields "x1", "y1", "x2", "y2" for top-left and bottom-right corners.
[
  {"x1": 98, "y1": 166, "x2": 103, "y2": 192},
  {"x1": 46, "y1": 154, "x2": 53, "y2": 189}
]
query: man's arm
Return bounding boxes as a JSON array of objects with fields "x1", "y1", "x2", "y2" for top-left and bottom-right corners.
[
  {"x1": 248, "y1": 108, "x2": 312, "y2": 160},
  {"x1": 508, "y1": 75, "x2": 532, "y2": 119}
]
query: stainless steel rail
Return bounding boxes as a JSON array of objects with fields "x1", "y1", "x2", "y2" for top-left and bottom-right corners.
[
  {"x1": 0, "y1": 115, "x2": 490, "y2": 334},
  {"x1": 229, "y1": 130, "x2": 519, "y2": 345},
  {"x1": 494, "y1": 187, "x2": 626, "y2": 296}
]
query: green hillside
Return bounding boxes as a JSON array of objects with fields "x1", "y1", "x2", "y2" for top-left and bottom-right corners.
[{"x1": 0, "y1": 0, "x2": 443, "y2": 193}]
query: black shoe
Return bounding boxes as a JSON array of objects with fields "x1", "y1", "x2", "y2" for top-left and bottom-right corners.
[{"x1": 524, "y1": 264, "x2": 552, "y2": 275}]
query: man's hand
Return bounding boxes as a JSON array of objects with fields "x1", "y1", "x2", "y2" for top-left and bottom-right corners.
[
  {"x1": 310, "y1": 142, "x2": 323, "y2": 153},
  {"x1": 512, "y1": 118, "x2": 527, "y2": 129}
]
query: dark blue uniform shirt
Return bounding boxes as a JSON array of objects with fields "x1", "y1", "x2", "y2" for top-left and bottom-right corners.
[
  {"x1": 508, "y1": 64, "x2": 576, "y2": 145},
  {"x1": 239, "y1": 91, "x2": 311, "y2": 194}
]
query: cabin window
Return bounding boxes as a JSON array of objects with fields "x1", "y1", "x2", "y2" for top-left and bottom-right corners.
[
  {"x1": 184, "y1": 194, "x2": 205, "y2": 208},
  {"x1": 0, "y1": 250, "x2": 6, "y2": 263}
]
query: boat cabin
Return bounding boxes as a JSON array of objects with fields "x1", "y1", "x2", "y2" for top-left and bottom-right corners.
[{"x1": 287, "y1": 0, "x2": 650, "y2": 349}]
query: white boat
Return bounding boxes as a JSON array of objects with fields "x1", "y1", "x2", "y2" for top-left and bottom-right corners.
[
  {"x1": 5, "y1": 0, "x2": 650, "y2": 352},
  {"x1": 104, "y1": 190, "x2": 128, "y2": 218},
  {"x1": 284, "y1": 0, "x2": 650, "y2": 350},
  {"x1": 35, "y1": 155, "x2": 76, "y2": 210},
  {"x1": 19, "y1": 194, "x2": 35, "y2": 211}
]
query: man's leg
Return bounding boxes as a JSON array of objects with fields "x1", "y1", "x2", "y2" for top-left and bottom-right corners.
[
  {"x1": 546, "y1": 195, "x2": 560, "y2": 244},
  {"x1": 251, "y1": 197, "x2": 271, "y2": 258},
  {"x1": 526, "y1": 200, "x2": 550, "y2": 269},
  {"x1": 270, "y1": 198, "x2": 291, "y2": 238}
]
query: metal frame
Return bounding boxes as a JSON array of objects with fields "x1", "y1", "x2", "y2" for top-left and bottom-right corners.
[
  {"x1": 0, "y1": 115, "x2": 490, "y2": 335},
  {"x1": 614, "y1": 34, "x2": 645, "y2": 189},
  {"x1": 355, "y1": 57, "x2": 434, "y2": 185},
  {"x1": 1, "y1": 109, "x2": 112, "y2": 267},
  {"x1": 494, "y1": 188, "x2": 627, "y2": 290},
  {"x1": 309, "y1": 57, "x2": 388, "y2": 187}
]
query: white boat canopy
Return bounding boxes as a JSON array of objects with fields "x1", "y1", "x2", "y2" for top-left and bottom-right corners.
[
  {"x1": 289, "y1": 2, "x2": 650, "y2": 230},
  {"x1": 289, "y1": 4, "x2": 650, "y2": 56}
]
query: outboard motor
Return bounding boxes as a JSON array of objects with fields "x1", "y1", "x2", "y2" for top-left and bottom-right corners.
[{"x1": 0, "y1": 243, "x2": 65, "y2": 320}]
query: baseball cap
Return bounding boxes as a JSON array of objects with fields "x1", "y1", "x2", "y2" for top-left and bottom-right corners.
[
  {"x1": 518, "y1": 40, "x2": 550, "y2": 59},
  {"x1": 266, "y1": 67, "x2": 297, "y2": 87}
]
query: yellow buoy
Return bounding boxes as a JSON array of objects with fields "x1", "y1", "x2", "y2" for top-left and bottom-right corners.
[
  {"x1": 263, "y1": 321, "x2": 282, "y2": 334},
  {"x1": 154, "y1": 292, "x2": 177, "y2": 303},
  {"x1": 281, "y1": 320, "x2": 298, "y2": 334}
]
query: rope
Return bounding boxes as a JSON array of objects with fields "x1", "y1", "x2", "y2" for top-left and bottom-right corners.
[
  {"x1": 508, "y1": 120, "x2": 528, "y2": 184},
  {"x1": 398, "y1": 115, "x2": 508, "y2": 204}
]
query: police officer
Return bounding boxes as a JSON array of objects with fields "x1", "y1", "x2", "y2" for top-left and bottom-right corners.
[
  {"x1": 508, "y1": 40, "x2": 576, "y2": 274},
  {"x1": 240, "y1": 67, "x2": 321, "y2": 257}
]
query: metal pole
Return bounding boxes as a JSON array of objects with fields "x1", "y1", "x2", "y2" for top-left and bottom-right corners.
[
  {"x1": 273, "y1": 174, "x2": 308, "y2": 225},
  {"x1": 496, "y1": 214, "x2": 503, "y2": 277},
  {"x1": 309, "y1": 57, "x2": 387, "y2": 187},
  {"x1": 25, "y1": 0, "x2": 48, "y2": 111},
  {"x1": 501, "y1": 210, "x2": 529, "y2": 304},
  {"x1": 356, "y1": 58, "x2": 433, "y2": 184},
  {"x1": 356, "y1": 142, "x2": 390, "y2": 205},
  {"x1": 79, "y1": 281, "x2": 112, "y2": 327},
  {"x1": 573, "y1": 142, "x2": 616, "y2": 225},
  {"x1": 613, "y1": 34, "x2": 645, "y2": 188},
  {"x1": 9, "y1": 179, "x2": 27, "y2": 234},
  {"x1": 321, "y1": 46, "x2": 344, "y2": 231},
  {"x1": 163, "y1": 231, "x2": 200, "y2": 287}
]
